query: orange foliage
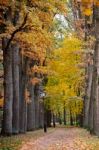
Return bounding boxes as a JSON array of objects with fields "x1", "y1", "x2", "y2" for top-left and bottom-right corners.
[
  {"x1": 0, "y1": 0, "x2": 67, "y2": 79},
  {"x1": 30, "y1": 77, "x2": 41, "y2": 85},
  {"x1": 25, "y1": 89, "x2": 31, "y2": 103},
  {"x1": 0, "y1": 0, "x2": 9, "y2": 6},
  {"x1": 0, "y1": 98, "x2": 3, "y2": 107}
]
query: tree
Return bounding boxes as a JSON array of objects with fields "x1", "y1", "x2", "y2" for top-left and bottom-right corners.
[
  {"x1": 0, "y1": 0, "x2": 67, "y2": 135},
  {"x1": 45, "y1": 36, "x2": 84, "y2": 125},
  {"x1": 73, "y1": 0, "x2": 99, "y2": 135}
]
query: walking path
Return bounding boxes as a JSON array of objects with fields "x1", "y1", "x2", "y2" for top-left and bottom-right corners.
[{"x1": 20, "y1": 127, "x2": 99, "y2": 150}]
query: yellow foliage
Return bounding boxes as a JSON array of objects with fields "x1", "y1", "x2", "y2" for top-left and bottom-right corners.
[
  {"x1": 45, "y1": 35, "x2": 84, "y2": 115},
  {"x1": 75, "y1": 0, "x2": 99, "y2": 17},
  {"x1": 82, "y1": 8, "x2": 93, "y2": 16}
]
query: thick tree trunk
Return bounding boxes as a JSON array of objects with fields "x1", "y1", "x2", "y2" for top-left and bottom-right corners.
[
  {"x1": 19, "y1": 57, "x2": 28, "y2": 133},
  {"x1": 88, "y1": 78, "x2": 94, "y2": 132},
  {"x1": 93, "y1": 11, "x2": 99, "y2": 136},
  {"x1": 88, "y1": 9, "x2": 99, "y2": 135},
  {"x1": 1, "y1": 38, "x2": 13, "y2": 135},
  {"x1": 34, "y1": 84, "x2": 40, "y2": 129},
  {"x1": 39, "y1": 101, "x2": 44, "y2": 128},
  {"x1": 93, "y1": 20, "x2": 99, "y2": 135},
  {"x1": 58, "y1": 112, "x2": 62, "y2": 125},
  {"x1": 46, "y1": 110, "x2": 51, "y2": 127},
  {"x1": 90, "y1": 41, "x2": 99, "y2": 134},
  {"x1": 84, "y1": 64, "x2": 93, "y2": 128},
  {"x1": 27, "y1": 83, "x2": 35, "y2": 131},
  {"x1": 12, "y1": 43, "x2": 20, "y2": 134}
]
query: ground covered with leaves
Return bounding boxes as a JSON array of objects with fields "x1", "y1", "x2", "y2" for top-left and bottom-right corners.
[
  {"x1": 1, "y1": 127, "x2": 99, "y2": 150},
  {"x1": 0, "y1": 128, "x2": 54, "y2": 150}
]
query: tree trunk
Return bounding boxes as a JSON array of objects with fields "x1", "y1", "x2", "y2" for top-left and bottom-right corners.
[
  {"x1": 53, "y1": 113, "x2": 56, "y2": 128},
  {"x1": 12, "y1": 43, "x2": 20, "y2": 134},
  {"x1": 44, "y1": 102, "x2": 47, "y2": 132},
  {"x1": 70, "y1": 110, "x2": 73, "y2": 126},
  {"x1": 63, "y1": 107, "x2": 66, "y2": 125},
  {"x1": 39, "y1": 101, "x2": 44, "y2": 128},
  {"x1": 58, "y1": 112, "x2": 62, "y2": 125},
  {"x1": 93, "y1": 20, "x2": 99, "y2": 135},
  {"x1": 46, "y1": 110, "x2": 51, "y2": 127},
  {"x1": 1, "y1": 38, "x2": 13, "y2": 135},
  {"x1": 88, "y1": 8, "x2": 99, "y2": 135},
  {"x1": 34, "y1": 84, "x2": 40, "y2": 129},
  {"x1": 19, "y1": 56, "x2": 28, "y2": 133},
  {"x1": 27, "y1": 83, "x2": 35, "y2": 131},
  {"x1": 88, "y1": 78, "x2": 94, "y2": 132},
  {"x1": 84, "y1": 64, "x2": 93, "y2": 128}
]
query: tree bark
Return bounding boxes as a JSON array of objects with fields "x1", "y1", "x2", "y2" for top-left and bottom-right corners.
[
  {"x1": 88, "y1": 8, "x2": 99, "y2": 135},
  {"x1": 52, "y1": 113, "x2": 56, "y2": 128},
  {"x1": 19, "y1": 56, "x2": 28, "y2": 133},
  {"x1": 12, "y1": 43, "x2": 20, "y2": 134},
  {"x1": 1, "y1": 38, "x2": 13, "y2": 135},
  {"x1": 84, "y1": 64, "x2": 93, "y2": 128},
  {"x1": 58, "y1": 112, "x2": 62, "y2": 125},
  {"x1": 46, "y1": 110, "x2": 51, "y2": 127},
  {"x1": 39, "y1": 101, "x2": 44, "y2": 128},
  {"x1": 63, "y1": 106, "x2": 66, "y2": 125},
  {"x1": 27, "y1": 83, "x2": 35, "y2": 131},
  {"x1": 70, "y1": 110, "x2": 73, "y2": 126},
  {"x1": 34, "y1": 84, "x2": 40, "y2": 129},
  {"x1": 44, "y1": 102, "x2": 47, "y2": 132},
  {"x1": 93, "y1": 23, "x2": 99, "y2": 135}
]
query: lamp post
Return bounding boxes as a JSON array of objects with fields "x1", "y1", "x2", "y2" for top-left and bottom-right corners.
[{"x1": 39, "y1": 91, "x2": 47, "y2": 133}]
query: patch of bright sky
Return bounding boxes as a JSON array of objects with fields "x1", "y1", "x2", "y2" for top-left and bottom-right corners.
[
  {"x1": 54, "y1": 14, "x2": 72, "y2": 39},
  {"x1": 55, "y1": 14, "x2": 68, "y2": 28}
]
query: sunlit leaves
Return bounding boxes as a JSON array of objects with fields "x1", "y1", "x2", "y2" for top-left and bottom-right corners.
[
  {"x1": 75, "y1": 0, "x2": 99, "y2": 16},
  {"x1": 45, "y1": 35, "x2": 84, "y2": 115}
]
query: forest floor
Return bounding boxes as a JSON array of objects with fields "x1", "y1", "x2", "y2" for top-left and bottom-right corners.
[
  {"x1": 20, "y1": 127, "x2": 99, "y2": 150},
  {"x1": 1, "y1": 127, "x2": 99, "y2": 150}
]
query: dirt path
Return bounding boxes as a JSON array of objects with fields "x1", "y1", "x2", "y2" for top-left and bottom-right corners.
[{"x1": 20, "y1": 127, "x2": 99, "y2": 150}]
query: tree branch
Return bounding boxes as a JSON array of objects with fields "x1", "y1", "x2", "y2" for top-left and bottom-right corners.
[{"x1": 5, "y1": 13, "x2": 28, "y2": 51}]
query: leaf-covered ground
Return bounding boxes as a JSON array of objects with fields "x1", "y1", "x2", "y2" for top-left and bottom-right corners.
[
  {"x1": 20, "y1": 127, "x2": 99, "y2": 150},
  {"x1": 1, "y1": 127, "x2": 99, "y2": 150},
  {"x1": 0, "y1": 128, "x2": 54, "y2": 150}
]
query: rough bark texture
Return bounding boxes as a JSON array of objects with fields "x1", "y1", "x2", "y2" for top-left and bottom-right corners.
[
  {"x1": 2, "y1": 38, "x2": 13, "y2": 135},
  {"x1": 19, "y1": 57, "x2": 28, "y2": 133},
  {"x1": 88, "y1": 7, "x2": 99, "y2": 135},
  {"x1": 12, "y1": 43, "x2": 20, "y2": 134},
  {"x1": 27, "y1": 83, "x2": 35, "y2": 131},
  {"x1": 34, "y1": 84, "x2": 40, "y2": 129},
  {"x1": 93, "y1": 18, "x2": 99, "y2": 135},
  {"x1": 84, "y1": 64, "x2": 93, "y2": 128},
  {"x1": 39, "y1": 101, "x2": 44, "y2": 128}
]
